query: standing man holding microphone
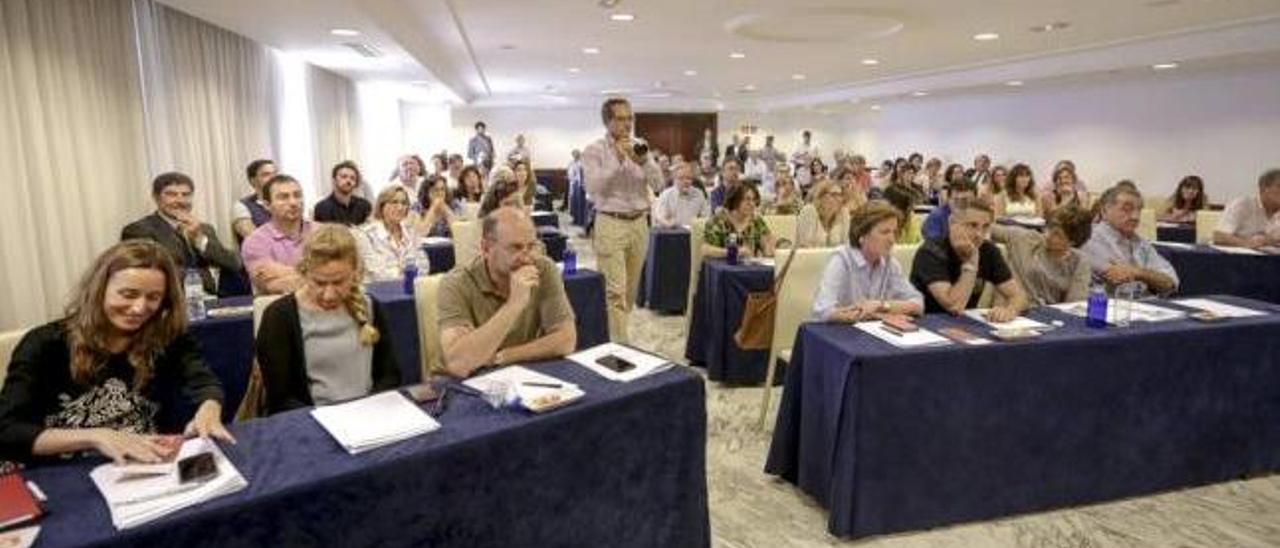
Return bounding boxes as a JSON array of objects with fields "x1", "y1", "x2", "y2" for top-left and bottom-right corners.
[{"x1": 583, "y1": 97, "x2": 663, "y2": 343}]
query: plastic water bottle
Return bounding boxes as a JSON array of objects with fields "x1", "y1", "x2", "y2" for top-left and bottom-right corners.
[
  {"x1": 184, "y1": 269, "x2": 206, "y2": 321},
  {"x1": 1085, "y1": 283, "x2": 1108, "y2": 328},
  {"x1": 726, "y1": 233, "x2": 740, "y2": 265},
  {"x1": 562, "y1": 244, "x2": 577, "y2": 274}
]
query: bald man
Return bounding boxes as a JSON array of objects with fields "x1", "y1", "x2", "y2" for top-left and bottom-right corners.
[{"x1": 437, "y1": 207, "x2": 577, "y2": 377}]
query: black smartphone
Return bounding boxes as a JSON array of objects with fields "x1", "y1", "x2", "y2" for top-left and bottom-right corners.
[
  {"x1": 596, "y1": 355, "x2": 636, "y2": 373},
  {"x1": 178, "y1": 452, "x2": 218, "y2": 484}
]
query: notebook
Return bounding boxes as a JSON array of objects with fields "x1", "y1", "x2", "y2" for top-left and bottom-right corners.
[
  {"x1": 89, "y1": 438, "x2": 247, "y2": 530},
  {"x1": 1174, "y1": 298, "x2": 1267, "y2": 318},
  {"x1": 0, "y1": 473, "x2": 43, "y2": 531},
  {"x1": 963, "y1": 309, "x2": 1048, "y2": 330},
  {"x1": 854, "y1": 321, "x2": 952, "y2": 349},
  {"x1": 569, "y1": 343, "x2": 675, "y2": 382},
  {"x1": 310, "y1": 391, "x2": 441, "y2": 454}
]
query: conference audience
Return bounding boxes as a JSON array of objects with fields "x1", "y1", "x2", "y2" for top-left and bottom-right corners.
[
  {"x1": 917, "y1": 158, "x2": 944, "y2": 195},
  {"x1": 991, "y1": 206, "x2": 1094, "y2": 305},
  {"x1": 709, "y1": 158, "x2": 743, "y2": 212},
  {"x1": 457, "y1": 165, "x2": 486, "y2": 219},
  {"x1": 437, "y1": 208, "x2": 577, "y2": 378},
  {"x1": 312, "y1": 161, "x2": 372, "y2": 226},
  {"x1": 0, "y1": 240, "x2": 231, "y2": 464},
  {"x1": 241, "y1": 174, "x2": 315, "y2": 294},
  {"x1": 390, "y1": 154, "x2": 427, "y2": 199},
  {"x1": 922, "y1": 178, "x2": 978, "y2": 240},
  {"x1": 1082, "y1": 185, "x2": 1179, "y2": 296},
  {"x1": 910, "y1": 197, "x2": 1028, "y2": 321},
  {"x1": 768, "y1": 165, "x2": 803, "y2": 215},
  {"x1": 232, "y1": 159, "x2": 277, "y2": 243},
  {"x1": 795, "y1": 179, "x2": 850, "y2": 248},
  {"x1": 121, "y1": 172, "x2": 241, "y2": 295},
  {"x1": 882, "y1": 183, "x2": 923, "y2": 244},
  {"x1": 703, "y1": 184, "x2": 776, "y2": 258},
  {"x1": 810, "y1": 202, "x2": 924, "y2": 322},
  {"x1": 1213, "y1": 168, "x2": 1280, "y2": 248},
  {"x1": 479, "y1": 168, "x2": 524, "y2": 218},
  {"x1": 1157, "y1": 175, "x2": 1207, "y2": 224},
  {"x1": 652, "y1": 161, "x2": 711, "y2": 228},
  {"x1": 983, "y1": 165, "x2": 1008, "y2": 201},
  {"x1": 356, "y1": 186, "x2": 429, "y2": 283},
  {"x1": 1041, "y1": 166, "x2": 1090, "y2": 215},
  {"x1": 256, "y1": 226, "x2": 401, "y2": 415},
  {"x1": 415, "y1": 175, "x2": 459, "y2": 238},
  {"x1": 995, "y1": 163, "x2": 1039, "y2": 218}
]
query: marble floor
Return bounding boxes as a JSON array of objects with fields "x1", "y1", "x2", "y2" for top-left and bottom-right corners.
[{"x1": 557, "y1": 213, "x2": 1280, "y2": 548}]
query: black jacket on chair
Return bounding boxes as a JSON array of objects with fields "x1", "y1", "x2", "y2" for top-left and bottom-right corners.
[{"x1": 121, "y1": 212, "x2": 241, "y2": 294}]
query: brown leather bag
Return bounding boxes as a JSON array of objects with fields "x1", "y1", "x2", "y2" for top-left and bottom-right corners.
[{"x1": 733, "y1": 243, "x2": 798, "y2": 350}]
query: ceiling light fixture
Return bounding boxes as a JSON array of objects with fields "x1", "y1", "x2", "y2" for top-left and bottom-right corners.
[
  {"x1": 610, "y1": 13, "x2": 635, "y2": 22},
  {"x1": 729, "y1": 52, "x2": 747, "y2": 59},
  {"x1": 791, "y1": 74, "x2": 806, "y2": 81},
  {"x1": 1030, "y1": 21, "x2": 1070, "y2": 33},
  {"x1": 1006, "y1": 80, "x2": 1024, "y2": 86},
  {"x1": 683, "y1": 69, "x2": 698, "y2": 76},
  {"x1": 861, "y1": 58, "x2": 880, "y2": 66},
  {"x1": 973, "y1": 32, "x2": 1000, "y2": 41},
  {"x1": 1152, "y1": 62, "x2": 1179, "y2": 70},
  {"x1": 568, "y1": 67, "x2": 581, "y2": 74},
  {"x1": 912, "y1": 91, "x2": 929, "y2": 97},
  {"x1": 330, "y1": 28, "x2": 361, "y2": 37},
  {"x1": 741, "y1": 84, "x2": 757, "y2": 91},
  {"x1": 870, "y1": 105, "x2": 881, "y2": 111},
  {"x1": 582, "y1": 47, "x2": 601, "y2": 54}
]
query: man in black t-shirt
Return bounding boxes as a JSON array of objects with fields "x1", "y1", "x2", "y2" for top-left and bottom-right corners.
[
  {"x1": 313, "y1": 161, "x2": 371, "y2": 226},
  {"x1": 910, "y1": 197, "x2": 1028, "y2": 322}
]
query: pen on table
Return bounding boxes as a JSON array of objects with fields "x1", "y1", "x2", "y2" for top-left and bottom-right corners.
[
  {"x1": 881, "y1": 325, "x2": 906, "y2": 337},
  {"x1": 521, "y1": 381, "x2": 564, "y2": 389}
]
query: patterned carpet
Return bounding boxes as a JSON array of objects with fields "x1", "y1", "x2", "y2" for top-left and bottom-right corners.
[{"x1": 559, "y1": 213, "x2": 1280, "y2": 548}]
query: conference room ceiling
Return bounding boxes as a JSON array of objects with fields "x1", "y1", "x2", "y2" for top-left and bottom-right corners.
[{"x1": 160, "y1": 0, "x2": 1280, "y2": 111}]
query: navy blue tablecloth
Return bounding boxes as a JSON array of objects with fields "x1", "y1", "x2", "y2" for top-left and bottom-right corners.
[
  {"x1": 423, "y1": 241, "x2": 455, "y2": 273},
  {"x1": 636, "y1": 227, "x2": 691, "y2": 314},
  {"x1": 1156, "y1": 244, "x2": 1280, "y2": 303},
  {"x1": 195, "y1": 272, "x2": 611, "y2": 414},
  {"x1": 531, "y1": 212, "x2": 560, "y2": 230},
  {"x1": 1156, "y1": 224, "x2": 1196, "y2": 243},
  {"x1": 25, "y1": 363, "x2": 709, "y2": 548},
  {"x1": 684, "y1": 259, "x2": 774, "y2": 384},
  {"x1": 538, "y1": 227, "x2": 567, "y2": 262},
  {"x1": 765, "y1": 297, "x2": 1280, "y2": 538}
]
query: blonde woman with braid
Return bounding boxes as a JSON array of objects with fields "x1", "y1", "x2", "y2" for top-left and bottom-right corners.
[{"x1": 256, "y1": 225, "x2": 401, "y2": 415}]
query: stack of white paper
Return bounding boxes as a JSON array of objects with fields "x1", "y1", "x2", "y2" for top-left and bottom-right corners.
[
  {"x1": 1051, "y1": 300, "x2": 1185, "y2": 323},
  {"x1": 310, "y1": 391, "x2": 440, "y2": 454},
  {"x1": 1174, "y1": 298, "x2": 1268, "y2": 318},
  {"x1": 963, "y1": 309, "x2": 1048, "y2": 330},
  {"x1": 89, "y1": 438, "x2": 247, "y2": 530},
  {"x1": 422, "y1": 236, "x2": 453, "y2": 246},
  {"x1": 464, "y1": 366, "x2": 584, "y2": 412},
  {"x1": 1210, "y1": 245, "x2": 1265, "y2": 255},
  {"x1": 854, "y1": 321, "x2": 952, "y2": 349},
  {"x1": 569, "y1": 343, "x2": 675, "y2": 382}
]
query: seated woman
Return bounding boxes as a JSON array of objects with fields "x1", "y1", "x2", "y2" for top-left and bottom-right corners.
[
  {"x1": 356, "y1": 186, "x2": 429, "y2": 282},
  {"x1": 832, "y1": 167, "x2": 868, "y2": 211},
  {"x1": 811, "y1": 202, "x2": 924, "y2": 321},
  {"x1": 702, "y1": 184, "x2": 776, "y2": 259},
  {"x1": 767, "y1": 165, "x2": 803, "y2": 215},
  {"x1": 991, "y1": 205, "x2": 1094, "y2": 306},
  {"x1": 1157, "y1": 175, "x2": 1207, "y2": 224},
  {"x1": 882, "y1": 183, "x2": 923, "y2": 244},
  {"x1": 257, "y1": 226, "x2": 401, "y2": 415},
  {"x1": 456, "y1": 165, "x2": 486, "y2": 220},
  {"x1": 415, "y1": 175, "x2": 459, "y2": 237},
  {"x1": 796, "y1": 179, "x2": 850, "y2": 248},
  {"x1": 511, "y1": 159, "x2": 537, "y2": 208},
  {"x1": 982, "y1": 165, "x2": 1008, "y2": 202},
  {"x1": 996, "y1": 163, "x2": 1039, "y2": 218},
  {"x1": 0, "y1": 240, "x2": 231, "y2": 465},
  {"x1": 479, "y1": 167, "x2": 524, "y2": 218},
  {"x1": 1040, "y1": 166, "x2": 1090, "y2": 216}
]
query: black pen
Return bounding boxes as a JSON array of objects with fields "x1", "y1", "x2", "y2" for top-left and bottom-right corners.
[{"x1": 521, "y1": 381, "x2": 563, "y2": 389}]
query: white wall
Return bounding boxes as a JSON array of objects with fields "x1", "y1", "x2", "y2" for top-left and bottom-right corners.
[{"x1": 844, "y1": 66, "x2": 1280, "y2": 203}]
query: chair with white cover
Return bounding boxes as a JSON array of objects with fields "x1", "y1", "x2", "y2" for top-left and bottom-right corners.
[
  {"x1": 685, "y1": 217, "x2": 709, "y2": 332},
  {"x1": 0, "y1": 328, "x2": 30, "y2": 385},
  {"x1": 236, "y1": 295, "x2": 282, "y2": 421},
  {"x1": 1195, "y1": 210, "x2": 1221, "y2": 244},
  {"x1": 1137, "y1": 208, "x2": 1156, "y2": 241},
  {"x1": 451, "y1": 220, "x2": 481, "y2": 269},
  {"x1": 892, "y1": 243, "x2": 922, "y2": 278},
  {"x1": 414, "y1": 274, "x2": 446, "y2": 379},
  {"x1": 759, "y1": 247, "x2": 835, "y2": 428}
]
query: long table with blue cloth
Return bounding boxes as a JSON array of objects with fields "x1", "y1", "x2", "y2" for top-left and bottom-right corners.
[
  {"x1": 765, "y1": 295, "x2": 1280, "y2": 539},
  {"x1": 684, "y1": 258, "x2": 776, "y2": 384},
  {"x1": 24, "y1": 361, "x2": 710, "y2": 548},
  {"x1": 193, "y1": 271, "x2": 610, "y2": 421},
  {"x1": 1155, "y1": 242, "x2": 1280, "y2": 303},
  {"x1": 636, "y1": 226, "x2": 691, "y2": 314}
]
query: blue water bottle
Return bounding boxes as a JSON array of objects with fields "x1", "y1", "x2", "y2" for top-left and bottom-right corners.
[
  {"x1": 562, "y1": 244, "x2": 577, "y2": 274},
  {"x1": 403, "y1": 261, "x2": 419, "y2": 294},
  {"x1": 1085, "y1": 283, "x2": 1108, "y2": 328},
  {"x1": 726, "y1": 233, "x2": 740, "y2": 265}
]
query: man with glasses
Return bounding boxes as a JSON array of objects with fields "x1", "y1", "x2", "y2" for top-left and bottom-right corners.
[
  {"x1": 1082, "y1": 185, "x2": 1179, "y2": 296},
  {"x1": 652, "y1": 161, "x2": 710, "y2": 228}
]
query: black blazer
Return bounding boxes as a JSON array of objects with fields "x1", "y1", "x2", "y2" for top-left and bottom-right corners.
[
  {"x1": 121, "y1": 213, "x2": 241, "y2": 293},
  {"x1": 255, "y1": 294, "x2": 401, "y2": 415}
]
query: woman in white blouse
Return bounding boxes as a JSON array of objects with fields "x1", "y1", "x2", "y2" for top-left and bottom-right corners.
[
  {"x1": 355, "y1": 186, "x2": 429, "y2": 282},
  {"x1": 795, "y1": 179, "x2": 851, "y2": 248}
]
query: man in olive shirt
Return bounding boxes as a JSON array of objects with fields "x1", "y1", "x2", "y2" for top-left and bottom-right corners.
[{"x1": 437, "y1": 207, "x2": 577, "y2": 377}]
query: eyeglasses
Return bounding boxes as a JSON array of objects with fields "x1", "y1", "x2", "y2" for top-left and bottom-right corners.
[{"x1": 388, "y1": 199, "x2": 410, "y2": 206}]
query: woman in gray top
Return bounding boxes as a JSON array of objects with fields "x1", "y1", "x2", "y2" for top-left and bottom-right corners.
[
  {"x1": 256, "y1": 225, "x2": 400, "y2": 415},
  {"x1": 990, "y1": 205, "x2": 1094, "y2": 306}
]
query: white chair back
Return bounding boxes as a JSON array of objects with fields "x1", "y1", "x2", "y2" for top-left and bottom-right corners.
[
  {"x1": 763, "y1": 214, "x2": 797, "y2": 246},
  {"x1": 1137, "y1": 208, "x2": 1156, "y2": 241},
  {"x1": 758, "y1": 247, "x2": 838, "y2": 427},
  {"x1": 685, "y1": 218, "x2": 709, "y2": 331},
  {"x1": 237, "y1": 295, "x2": 281, "y2": 421},
  {"x1": 0, "y1": 329, "x2": 30, "y2": 386},
  {"x1": 1195, "y1": 210, "x2": 1221, "y2": 244},
  {"x1": 451, "y1": 220, "x2": 481, "y2": 269},
  {"x1": 892, "y1": 243, "x2": 922, "y2": 277},
  {"x1": 414, "y1": 274, "x2": 446, "y2": 379}
]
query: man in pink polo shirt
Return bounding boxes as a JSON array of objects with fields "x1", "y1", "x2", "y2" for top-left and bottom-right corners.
[{"x1": 240, "y1": 174, "x2": 315, "y2": 294}]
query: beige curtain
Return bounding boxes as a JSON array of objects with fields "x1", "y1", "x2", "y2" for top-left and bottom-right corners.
[
  {"x1": 309, "y1": 64, "x2": 363, "y2": 198},
  {"x1": 0, "y1": 0, "x2": 149, "y2": 330},
  {"x1": 132, "y1": 0, "x2": 281, "y2": 241}
]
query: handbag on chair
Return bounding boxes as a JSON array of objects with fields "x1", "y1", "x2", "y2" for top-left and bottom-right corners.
[{"x1": 733, "y1": 240, "x2": 798, "y2": 351}]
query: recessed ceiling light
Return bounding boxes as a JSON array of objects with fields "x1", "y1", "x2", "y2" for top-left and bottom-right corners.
[
  {"x1": 973, "y1": 32, "x2": 1000, "y2": 41},
  {"x1": 870, "y1": 105, "x2": 881, "y2": 111},
  {"x1": 567, "y1": 67, "x2": 581, "y2": 74},
  {"x1": 1006, "y1": 80, "x2": 1024, "y2": 86},
  {"x1": 791, "y1": 74, "x2": 806, "y2": 81},
  {"x1": 741, "y1": 84, "x2": 757, "y2": 91},
  {"x1": 582, "y1": 47, "x2": 600, "y2": 54},
  {"x1": 330, "y1": 28, "x2": 361, "y2": 37},
  {"x1": 1030, "y1": 21, "x2": 1070, "y2": 33},
  {"x1": 729, "y1": 52, "x2": 747, "y2": 59},
  {"x1": 499, "y1": 44, "x2": 517, "y2": 51},
  {"x1": 861, "y1": 58, "x2": 880, "y2": 66},
  {"x1": 610, "y1": 13, "x2": 635, "y2": 22},
  {"x1": 1152, "y1": 62, "x2": 1179, "y2": 70},
  {"x1": 410, "y1": 80, "x2": 431, "y2": 86},
  {"x1": 912, "y1": 91, "x2": 929, "y2": 97},
  {"x1": 683, "y1": 69, "x2": 698, "y2": 76}
]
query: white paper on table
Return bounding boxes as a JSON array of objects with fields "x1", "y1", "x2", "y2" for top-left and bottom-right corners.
[
  {"x1": 963, "y1": 309, "x2": 1048, "y2": 330},
  {"x1": 422, "y1": 236, "x2": 453, "y2": 246},
  {"x1": 0, "y1": 525, "x2": 39, "y2": 548},
  {"x1": 746, "y1": 257, "x2": 776, "y2": 268},
  {"x1": 90, "y1": 438, "x2": 247, "y2": 530},
  {"x1": 1156, "y1": 221, "x2": 1184, "y2": 229},
  {"x1": 1210, "y1": 245, "x2": 1265, "y2": 255},
  {"x1": 463, "y1": 366, "x2": 584, "y2": 405},
  {"x1": 1119, "y1": 301, "x2": 1187, "y2": 322},
  {"x1": 1050, "y1": 301, "x2": 1089, "y2": 317},
  {"x1": 1153, "y1": 241, "x2": 1196, "y2": 250},
  {"x1": 569, "y1": 343, "x2": 675, "y2": 382},
  {"x1": 310, "y1": 391, "x2": 440, "y2": 454},
  {"x1": 854, "y1": 321, "x2": 952, "y2": 349},
  {"x1": 1174, "y1": 298, "x2": 1268, "y2": 318}
]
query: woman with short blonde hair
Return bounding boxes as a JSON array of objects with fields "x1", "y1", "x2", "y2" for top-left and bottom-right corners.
[{"x1": 357, "y1": 185, "x2": 429, "y2": 283}]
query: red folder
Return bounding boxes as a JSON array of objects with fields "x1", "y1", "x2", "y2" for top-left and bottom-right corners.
[{"x1": 0, "y1": 473, "x2": 43, "y2": 531}]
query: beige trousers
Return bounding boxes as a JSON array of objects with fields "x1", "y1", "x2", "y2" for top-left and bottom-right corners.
[{"x1": 592, "y1": 214, "x2": 649, "y2": 343}]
